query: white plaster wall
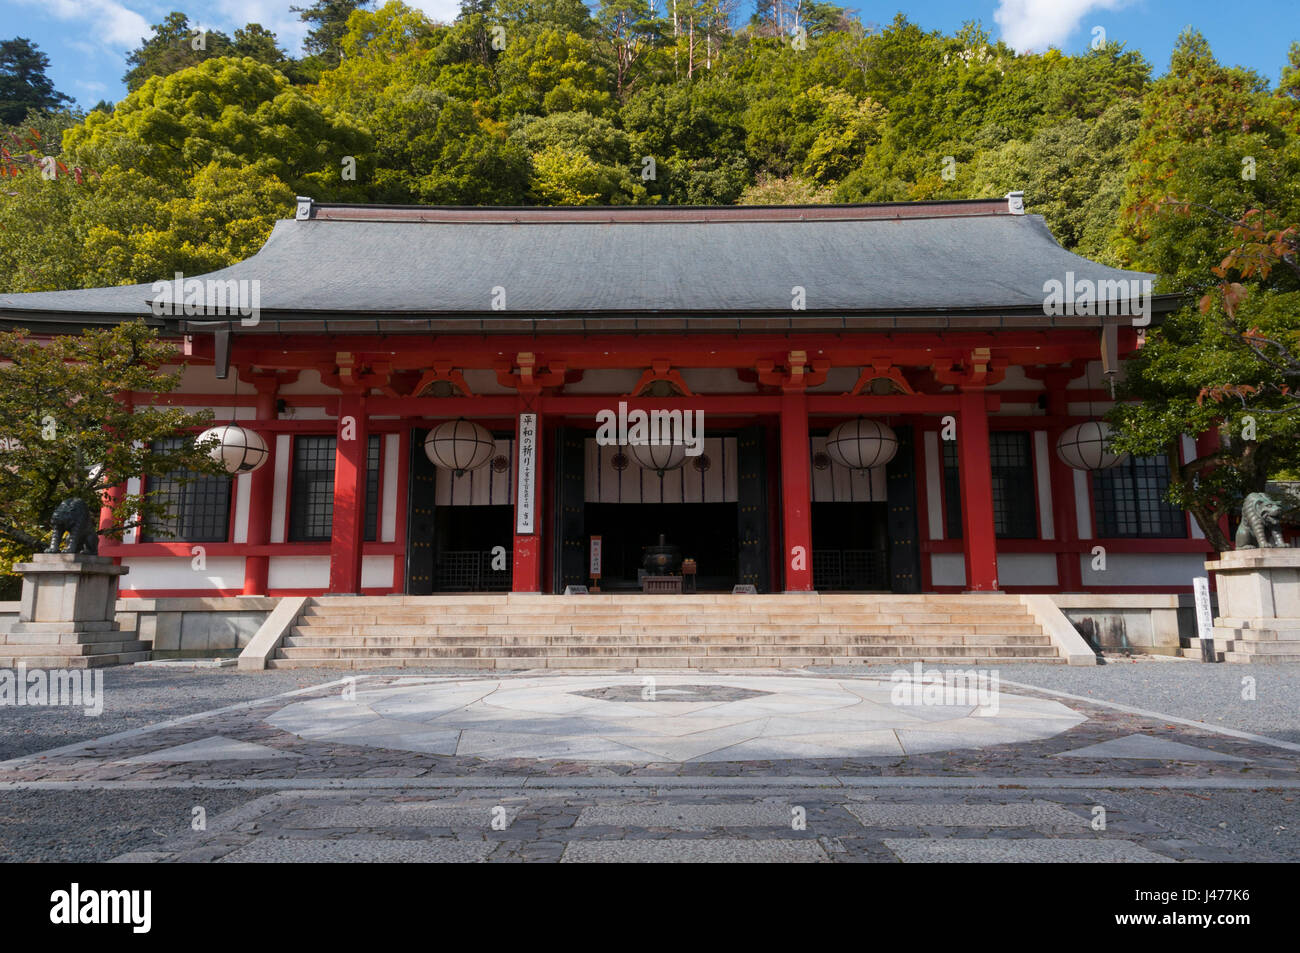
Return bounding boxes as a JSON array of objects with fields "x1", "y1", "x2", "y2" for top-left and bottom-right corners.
[
  {"x1": 923, "y1": 430, "x2": 943, "y2": 541},
  {"x1": 931, "y1": 553, "x2": 966, "y2": 587},
  {"x1": 382, "y1": 433, "x2": 399, "y2": 542},
  {"x1": 269, "y1": 555, "x2": 328, "y2": 589},
  {"x1": 1079, "y1": 552, "x2": 1207, "y2": 587},
  {"x1": 998, "y1": 553, "x2": 1058, "y2": 586},
  {"x1": 277, "y1": 369, "x2": 334, "y2": 395},
  {"x1": 678, "y1": 368, "x2": 758, "y2": 393},
  {"x1": 267, "y1": 555, "x2": 395, "y2": 590},
  {"x1": 1074, "y1": 470, "x2": 1093, "y2": 539},
  {"x1": 1033, "y1": 431, "x2": 1054, "y2": 539},
  {"x1": 559, "y1": 369, "x2": 642, "y2": 394},
  {"x1": 233, "y1": 472, "x2": 251, "y2": 543},
  {"x1": 362, "y1": 556, "x2": 395, "y2": 589},
  {"x1": 269, "y1": 434, "x2": 291, "y2": 543},
  {"x1": 122, "y1": 556, "x2": 245, "y2": 590}
]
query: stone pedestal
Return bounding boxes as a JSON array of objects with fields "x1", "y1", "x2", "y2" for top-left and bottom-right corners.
[
  {"x1": 0, "y1": 553, "x2": 148, "y2": 668},
  {"x1": 1205, "y1": 549, "x2": 1300, "y2": 663}
]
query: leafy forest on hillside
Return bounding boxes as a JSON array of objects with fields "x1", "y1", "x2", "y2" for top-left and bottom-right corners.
[{"x1": 1, "y1": 1, "x2": 1299, "y2": 540}]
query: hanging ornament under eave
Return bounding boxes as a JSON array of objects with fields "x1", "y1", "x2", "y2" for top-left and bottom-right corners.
[
  {"x1": 825, "y1": 418, "x2": 899, "y2": 470},
  {"x1": 629, "y1": 441, "x2": 687, "y2": 477},
  {"x1": 198, "y1": 425, "x2": 269, "y2": 474},
  {"x1": 1056, "y1": 420, "x2": 1128, "y2": 471},
  {"x1": 424, "y1": 418, "x2": 495, "y2": 476}
]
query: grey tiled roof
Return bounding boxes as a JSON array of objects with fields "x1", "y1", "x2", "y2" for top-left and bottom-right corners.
[{"x1": 0, "y1": 201, "x2": 1161, "y2": 330}]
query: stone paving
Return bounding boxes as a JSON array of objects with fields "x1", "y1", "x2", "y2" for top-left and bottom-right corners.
[{"x1": 0, "y1": 668, "x2": 1297, "y2": 862}]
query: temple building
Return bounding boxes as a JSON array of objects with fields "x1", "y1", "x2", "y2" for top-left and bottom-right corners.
[{"x1": 0, "y1": 195, "x2": 1209, "y2": 600}]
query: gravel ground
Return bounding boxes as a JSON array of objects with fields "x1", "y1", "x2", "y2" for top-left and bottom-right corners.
[
  {"x1": 2, "y1": 660, "x2": 1297, "y2": 764},
  {"x1": 0, "y1": 787, "x2": 255, "y2": 862},
  {"x1": 816, "y1": 659, "x2": 1300, "y2": 744},
  {"x1": 0, "y1": 667, "x2": 341, "y2": 762}
]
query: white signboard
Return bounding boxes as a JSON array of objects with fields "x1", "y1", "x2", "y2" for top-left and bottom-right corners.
[
  {"x1": 1193, "y1": 576, "x2": 1216, "y2": 661},
  {"x1": 515, "y1": 413, "x2": 538, "y2": 535},
  {"x1": 589, "y1": 535, "x2": 602, "y2": 578}
]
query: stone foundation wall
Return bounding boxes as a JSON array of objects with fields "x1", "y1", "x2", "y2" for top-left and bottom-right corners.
[
  {"x1": 1049, "y1": 594, "x2": 1206, "y2": 656},
  {"x1": 114, "y1": 598, "x2": 278, "y2": 658}
]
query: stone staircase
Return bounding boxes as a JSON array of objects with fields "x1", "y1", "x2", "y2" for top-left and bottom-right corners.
[
  {"x1": 266, "y1": 593, "x2": 1065, "y2": 669},
  {"x1": 0, "y1": 628, "x2": 150, "y2": 668}
]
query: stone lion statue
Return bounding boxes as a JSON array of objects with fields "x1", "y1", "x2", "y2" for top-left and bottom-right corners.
[
  {"x1": 47, "y1": 497, "x2": 98, "y2": 556},
  {"x1": 1235, "y1": 492, "x2": 1288, "y2": 550}
]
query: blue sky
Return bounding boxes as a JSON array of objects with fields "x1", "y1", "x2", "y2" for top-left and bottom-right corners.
[{"x1": 1, "y1": 0, "x2": 1295, "y2": 109}]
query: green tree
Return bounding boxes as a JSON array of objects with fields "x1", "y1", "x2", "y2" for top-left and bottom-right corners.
[
  {"x1": 0, "y1": 323, "x2": 225, "y2": 566},
  {"x1": 0, "y1": 37, "x2": 72, "y2": 124},
  {"x1": 123, "y1": 12, "x2": 234, "y2": 92},
  {"x1": 293, "y1": 0, "x2": 376, "y2": 67}
]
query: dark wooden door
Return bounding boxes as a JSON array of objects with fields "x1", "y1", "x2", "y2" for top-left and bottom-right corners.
[
  {"x1": 405, "y1": 428, "x2": 438, "y2": 594},
  {"x1": 885, "y1": 424, "x2": 922, "y2": 593},
  {"x1": 735, "y1": 425, "x2": 769, "y2": 592},
  {"x1": 552, "y1": 427, "x2": 586, "y2": 592}
]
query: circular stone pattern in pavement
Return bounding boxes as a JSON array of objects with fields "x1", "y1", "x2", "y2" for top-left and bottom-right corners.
[{"x1": 265, "y1": 675, "x2": 1087, "y2": 763}]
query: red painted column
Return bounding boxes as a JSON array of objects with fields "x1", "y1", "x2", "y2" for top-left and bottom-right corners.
[
  {"x1": 1045, "y1": 373, "x2": 1083, "y2": 590},
  {"x1": 242, "y1": 383, "x2": 277, "y2": 595},
  {"x1": 327, "y1": 393, "x2": 367, "y2": 594},
  {"x1": 780, "y1": 389, "x2": 814, "y2": 591},
  {"x1": 957, "y1": 388, "x2": 999, "y2": 591},
  {"x1": 512, "y1": 402, "x2": 543, "y2": 592}
]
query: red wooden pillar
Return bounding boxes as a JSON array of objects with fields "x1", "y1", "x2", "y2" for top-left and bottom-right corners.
[
  {"x1": 1044, "y1": 372, "x2": 1083, "y2": 590},
  {"x1": 957, "y1": 388, "x2": 999, "y2": 591},
  {"x1": 512, "y1": 403, "x2": 543, "y2": 592},
  {"x1": 780, "y1": 389, "x2": 814, "y2": 591},
  {"x1": 99, "y1": 394, "x2": 131, "y2": 562},
  {"x1": 327, "y1": 393, "x2": 367, "y2": 594},
  {"x1": 242, "y1": 382, "x2": 277, "y2": 595}
]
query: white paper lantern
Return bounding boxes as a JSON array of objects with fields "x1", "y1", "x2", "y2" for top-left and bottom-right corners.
[
  {"x1": 1056, "y1": 421, "x2": 1128, "y2": 470},
  {"x1": 424, "y1": 419, "x2": 495, "y2": 476},
  {"x1": 198, "y1": 425, "x2": 269, "y2": 474},
  {"x1": 629, "y1": 441, "x2": 687, "y2": 476},
  {"x1": 825, "y1": 418, "x2": 899, "y2": 469}
]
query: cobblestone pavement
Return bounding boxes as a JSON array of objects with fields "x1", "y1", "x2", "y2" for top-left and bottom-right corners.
[{"x1": 1, "y1": 669, "x2": 1297, "y2": 862}]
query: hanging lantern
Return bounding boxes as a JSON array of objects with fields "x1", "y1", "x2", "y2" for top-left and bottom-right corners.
[
  {"x1": 825, "y1": 418, "x2": 899, "y2": 469},
  {"x1": 629, "y1": 441, "x2": 686, "y2": 476},
  {"x1": 198, "y1": 425, "x2": 269, "y2": 474},
  {"x1": 1056, "y1": 421, "x2": 1128, "y2": 470},
  {"x1": 424, "y1": 418, "x2": 495, "y2": 476}
]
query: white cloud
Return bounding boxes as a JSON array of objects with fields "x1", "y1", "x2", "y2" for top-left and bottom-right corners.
[
  {"x1": 403, "y1": 0, "x2": 463, "y2": 26},
  {"x1": 994, "y1": 0, "x2": 1133, "y2": 53},
  {"x1": 18, "y1": 0, "x2": 152, "y2": 51}
]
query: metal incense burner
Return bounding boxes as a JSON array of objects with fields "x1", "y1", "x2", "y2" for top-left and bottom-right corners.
[{"x1": 642, "y1": 533, "x2": 682, "y2": 576}]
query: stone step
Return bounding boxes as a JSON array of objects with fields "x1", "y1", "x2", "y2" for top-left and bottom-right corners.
[
  {"x1": 288, "y1": 623, "x2": 1043, "y2": 640},
  {"x1": 0, "y1": 640, "x2": 148, "y2": 657},
  {"x1": 281, "y1": 632, "x2": 1053, "y2": 648},
  {"x1": 0, "y1": 650, "x2": 151, "y2": 668},
  {"x1": 266, "y1": 654, "x2": 1066, "y2": 670},
  {"x1": 276, "y1": 643, "x2": 1059, "y2": 660}
]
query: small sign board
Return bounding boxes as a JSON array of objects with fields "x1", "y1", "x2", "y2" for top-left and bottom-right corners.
[
  {"x1": 589, "y1": 535, "x2": 602, "y2": 579},
  {"x1": 732, "y1": 584, "x2": 758, "y2": 595},
  {"x1": 515, "y1": 413, "x2": 537, "y2": 535},
  {"x1": 1193, "y1": 576, "x2": 1217, "y2": 663},
  {"x1": 563, "y1": 585, "x2": 588, "y2": 595}
]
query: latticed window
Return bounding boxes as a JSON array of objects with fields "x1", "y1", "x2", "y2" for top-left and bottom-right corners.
[
  {"x1": 289, "y1": 435, "x2": 382, "y2": 542},
  {"x1": 140, "y1": 438, "x2": 232, "y2": 542},
  {"x1": 943, "y1": 432, "x2": 1038, "y2": 539},
  {"x1": 1093, "y1": 454, "x2": 1186, "y2": 538}
]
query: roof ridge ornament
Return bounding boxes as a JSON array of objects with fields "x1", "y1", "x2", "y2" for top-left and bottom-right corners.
[
  {"x1": 1006, "y1": 191, "x2": 1025, "y2": 215},
  {"x1": 295, "y1": 196, "x2": 313, "y2": 221}
]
